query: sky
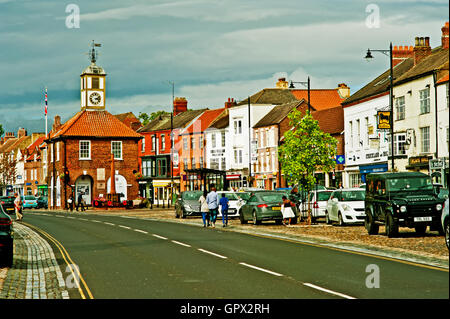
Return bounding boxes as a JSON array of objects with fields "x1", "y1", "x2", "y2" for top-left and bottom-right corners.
[{"x1": 0, "y1": 0, "x2": 448, "y2": 135}]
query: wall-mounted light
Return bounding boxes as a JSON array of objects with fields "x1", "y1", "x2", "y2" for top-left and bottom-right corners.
[
  {"x1": 425, "y1": 84, "x2": 430, "y2": 88},
  {"x1": 407, "y1": 90, "x2": 412, "y2": 95}
]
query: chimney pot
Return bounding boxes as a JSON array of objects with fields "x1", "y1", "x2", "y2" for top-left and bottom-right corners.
[{"x1": 442, "y1": 21, "x2": 449, "y2": 49}]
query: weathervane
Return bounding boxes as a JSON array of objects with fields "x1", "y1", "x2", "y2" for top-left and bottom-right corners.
[{"x1": 88, "y1": 40, "x2": 102, "y2": 63}]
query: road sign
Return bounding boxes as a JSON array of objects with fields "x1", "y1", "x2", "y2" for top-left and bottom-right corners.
[{"x1": 336, "y1": 155, "x2": 345, "y2": 164}]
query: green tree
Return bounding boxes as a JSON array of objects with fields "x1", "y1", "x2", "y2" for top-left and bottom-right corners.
[
  {"x1": 278, "y1": 110, "x2": 338, "y2": 224},
  {"x1": 138, "y1": 111, "x2": 170, "y2": 125},
  {"x1": 0, "y1": 123, "x2": 4, "y2": 138}
]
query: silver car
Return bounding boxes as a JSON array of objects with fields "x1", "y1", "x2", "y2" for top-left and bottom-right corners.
[{"x1": 325, "y1": 188, "x2": 366, "y2": 225}]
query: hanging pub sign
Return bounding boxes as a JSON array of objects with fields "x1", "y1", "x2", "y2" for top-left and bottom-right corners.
[{"x1": 377, "y1": 111, "x2": 391, "y2": 129}]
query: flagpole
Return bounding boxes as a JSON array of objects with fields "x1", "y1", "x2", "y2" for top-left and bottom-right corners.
[{"x1": 45, "y1": 87, "x2": 48, "y2": 202}]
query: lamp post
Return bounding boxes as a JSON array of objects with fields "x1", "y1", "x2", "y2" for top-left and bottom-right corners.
[
  {"x1": 289, "y1": 77, "x2": 311, "y2": 113},
  {"x1": 365, "y1": 42, "x2": 395, "y2": 172}
]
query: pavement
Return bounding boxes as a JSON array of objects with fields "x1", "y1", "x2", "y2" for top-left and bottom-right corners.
[{"x1": 0, "y1": 206, "x2": 448, "y2": 299}]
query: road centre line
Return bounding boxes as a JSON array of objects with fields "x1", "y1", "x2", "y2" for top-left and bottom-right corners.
[
  {"x1": 118, "y1": 225, "x2": 131, "y2": 230},
  {"x1": 103, "y1": 222, "x2": 115, "y2": 226},
  {"x1": 238, "y1": 262, "x2": 283, "y2": 277},
  {"x1": 133, "y1": 229, "x2": 148, "y2": 234},
  {"x1": 303, "y1": 283, "x2": 356, "y2": 299},
  {"x1": 197, "y1": 248, "x2": 228, "y2": 259},
  {"x1": 171, "y1": 240, "x2": 191, "y2": 247},
  {"x1": 152, "y1": 234, "x2": 168, "y2": 240}
]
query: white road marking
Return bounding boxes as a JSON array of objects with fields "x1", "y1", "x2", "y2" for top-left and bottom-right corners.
[
  {"x1": 133, "y1": 229, "x2": 148, "y2": 234},
  {"x1": 91, "y1": 220, "x2": 102, "y2": 223},
  {"x1": 152, "y1": 234, "x2": 168, "y2": 240},
  {"x1": 239, "y1": 262, "x2": 283, "y2": 277},
  {"x1": 171, "y1": 240, "x2": 191, "y2": 247},
  {"x1": 197, "y1": 248, "x2": 227, "y2": 259},
  {"x1": 118, "y1": 225, "x2": 131, "y2": 230},
  {"x1": 79, "y1": 218, "x2": 88, "y2": 221},
  {"x1": 66, "y1": 216, "x2": 75, "y2": 219},
  {"x1": 104, "y1": 222, "x2": 115, "y2": 226},
  {"x1": 55, "y1": 215, "x2": 65, "y2": 218},
  {"x1": 303, "y1": 283, "x2": 356, "y2": 299}
]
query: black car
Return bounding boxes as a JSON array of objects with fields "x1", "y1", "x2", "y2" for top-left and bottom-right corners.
[
  {"x1": 0, "y1": 205, "x2": 14, "y2": 267},
  {"x1": 0, "y1": 196, "x2": 16, "y2": 217},
  {"x1": 365, "y1": 172, "x2": 445, "y2": 238}
]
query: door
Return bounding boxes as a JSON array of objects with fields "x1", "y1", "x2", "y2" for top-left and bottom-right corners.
[{"x1": 76, "y1": 175, "x2": 92, "y2": 205}]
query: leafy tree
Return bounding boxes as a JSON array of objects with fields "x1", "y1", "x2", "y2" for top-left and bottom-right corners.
[
  {"x1": 0, "y1": 123, "x2": 4, "y2": 138},
  {"x1": 139, "y1": 111, "x2": 170, "y2": 125},
  {"x1": 0, "y1": 152, "x2": 17, "y2": 189},
  {"x1": 278, "y1": 110, "x2": 338, "y2": 224}
]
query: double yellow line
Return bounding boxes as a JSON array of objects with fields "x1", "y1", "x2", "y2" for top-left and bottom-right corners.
[{"x1": 22, "y1": 222, "x2": 94, "y2": 299}]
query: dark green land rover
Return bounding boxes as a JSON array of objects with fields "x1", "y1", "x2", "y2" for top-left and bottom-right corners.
[{"x1": 364, "y1": 172, "x2": 445, "y2": 238}]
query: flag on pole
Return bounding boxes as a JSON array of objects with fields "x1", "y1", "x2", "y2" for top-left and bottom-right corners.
[{"x1": 44, "y1": 88, "x2": 48, "y2": 116}]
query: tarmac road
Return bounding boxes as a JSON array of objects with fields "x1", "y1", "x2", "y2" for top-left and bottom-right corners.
[{"x1": 22, "y1": 211, "x2": 449, "y2": 299}]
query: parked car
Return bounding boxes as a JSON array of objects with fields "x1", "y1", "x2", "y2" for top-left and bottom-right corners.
[
  {"x1": 216, "y1": 191, "x2": 246, "y2": 218},
  {"x1": 0, "y1": 196, "x2": 16, "y2": 217},
  {"x1": 239, "y1": 191, "x2": 298, "y2": 225},
  {"x1": 36, "y1": 196, "x2": 48, "y2": 209},
  {"x1": 0, "y1": 205, "x2": 13, "y2": 267},
  {"x1": 175, "y1": 191, "x2": 203, "y2": 218},
  {"x1": 300, "y1": 190, "x2": 334, "y2": 221},
  {"x1": 325, "y1": 188, "x2": 366, "y2": 225},
  {"x1": 22, "y1": 195, "x2": 38, "y2": 209},
  {"x1": 442, "y1": 198, "x2": 449, "y2": 250},
  {"x1": 364, "y1": 172, "x2": 445, "y2": 238}
]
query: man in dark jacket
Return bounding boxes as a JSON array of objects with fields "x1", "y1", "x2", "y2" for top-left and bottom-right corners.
[{"x1": 76, "y1": 192, "x2": 85, "y2": 212}]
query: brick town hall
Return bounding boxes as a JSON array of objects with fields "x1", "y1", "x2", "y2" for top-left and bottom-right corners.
[{"x1": 45, "y1": 43, "x2": 142, "y2": 209}]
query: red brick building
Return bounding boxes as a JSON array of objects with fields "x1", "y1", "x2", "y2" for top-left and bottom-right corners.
[
  {"x1": 23, "y1": 135, "x2": 46, "y2": 196},
  {"x1": 45, "y1": 48, "x2": 142, "y2": 209}
]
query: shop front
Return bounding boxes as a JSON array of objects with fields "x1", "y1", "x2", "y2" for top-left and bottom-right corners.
[
  {"x1": 429, "y1": 158, "x2": 449, "y2": 188},
  {"x1": 184, "y1": 168, "x2": 226, "y2": 192},
  {"x1": 359, "y1": 163, "x2": 388, "y2": 183}
]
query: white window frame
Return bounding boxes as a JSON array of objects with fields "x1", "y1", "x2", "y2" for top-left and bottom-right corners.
[
  {"x1": 141, "y1": 136, "x2": 146, "y2": 153},
  {"x1": 161, "y1": 134, "x2": 165, "y2": 151},
  {"x1": 419, "y1": 88, "x2": 430, "y2": 114},
  {"x1": 111, "y1": 141, "x2": 123, "y2": 160},
  {"x1": 56, "y1": 142, "x2": 60, "y2": 161},
  {"x1": 395, "y1": 96, "x2": 405, "y2": 120},
  {"x1": 420, "y1": 126, "x2": 430, "y2": 153},
  {"x1": 79, "y1": 140, "x2": 91, "y2": 160}
]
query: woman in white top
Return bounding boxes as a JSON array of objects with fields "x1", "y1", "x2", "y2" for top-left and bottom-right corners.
[{"x1": 198, "y1": 190, "x2": 210, "y2": 227}]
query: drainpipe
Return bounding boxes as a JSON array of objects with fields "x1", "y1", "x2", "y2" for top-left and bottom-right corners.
[{"x1": 433, "y1": 71, "x2": 439, "y2": 161}]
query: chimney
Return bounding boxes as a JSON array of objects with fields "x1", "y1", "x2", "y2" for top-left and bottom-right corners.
[
  {"x1": 337, "y1": 83, "x2": 350, "y2": 99},
  {"x1": 52, "y1": 115, "x2": 61, "y2": 131},
  {"x1": 413, "y1": 36, "x2": 432, "y2": 65},
  {"x1": 17, "y1": 128, "x2": 27, "y2": 138},
  {"x1": 442, "y1": 22, "x2": 449, "y2": 49},
  {"x1": 173, "y1": 97, "x2": 188, "y2": 116},
  {"x1": 276, "y1": 77, "x2": 289, "y2": 89},
  {"x1": 392, "y1": 45, "x2": 414, "y2": 67},
  {"x1": 224, "y1": 97, "x2": 236, "y2": 109},
  {"x1": 1, "y1": 132, "x2": 15, "y2": 145}
]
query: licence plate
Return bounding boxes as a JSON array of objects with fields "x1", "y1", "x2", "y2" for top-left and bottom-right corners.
[
  {"x1": 272, "y1": 207, "x2": 281, "y2": 211},
  {"x1": 6, "y1": 208, "x2": 13, "y2": 211},
  {"x1": 414, "y1": 216, "x2": 432, "y2": 222}
]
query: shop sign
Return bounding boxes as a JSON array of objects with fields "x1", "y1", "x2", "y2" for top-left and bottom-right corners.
[
  {"x1": 377, "y1": 111, "x2": 391, "y2": 129},
  {"x1": 409, "y1": 156, "x2": 429, "y2": 166}
]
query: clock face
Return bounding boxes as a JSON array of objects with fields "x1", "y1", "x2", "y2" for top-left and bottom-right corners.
[{"x1": 89, "y1": 92, "x2": 102, "y2": 105}]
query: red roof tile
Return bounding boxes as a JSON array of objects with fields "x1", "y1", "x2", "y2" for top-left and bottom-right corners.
[
  {"x1": 291, "y1": 89, "x2": 345, "y2": 110},
  {"x1": 312, "y1": 105, "x2": 344, "y2": 135},
  {"x1": 181, "y1": 108, "x2": 225, "y2": 135},
  {"x1": 50, "y1": 110, "x2": 142, "y2": 139}
]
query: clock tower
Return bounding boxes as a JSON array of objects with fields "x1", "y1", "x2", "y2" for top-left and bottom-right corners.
[{"x1": 80, "y1": 41, "x2": 106, "y2": 111}]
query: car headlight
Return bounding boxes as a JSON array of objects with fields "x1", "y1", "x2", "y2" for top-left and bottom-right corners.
[
  {"x1": 436, "y1": 204, "x2": 442, "y2": 211},
  {"x1": 342, "y1": 204, "x2": 351, "y2": 211},
  {"x1": 184, "y1": 205, "x2": 192, "y2": 211},
  {"x1": 400, "y1": 206, "x2": 407, "y2": 213}
]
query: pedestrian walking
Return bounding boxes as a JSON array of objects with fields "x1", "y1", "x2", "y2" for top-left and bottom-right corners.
[
  {"x1": 219, "y1": 193, "x2": 229, "y2": 227},
  {"x1": 198, "y1": 190, "x2": 210, "y2": 227},
  {"x1": 281, "y1": 196, "x2": 295, "y2": 226},
  {"x1": 67, "y1": 195, "x2": 74, "y2": 212},
  {"x1": 76, "y1": 192, "x2": 85, "y2": 212},
  {"x1": 14, "y1": 192, "x2": 23, "y2": 221},
  {"x1": 206, "y1": 185, "x2": 219, "y2": 228}
]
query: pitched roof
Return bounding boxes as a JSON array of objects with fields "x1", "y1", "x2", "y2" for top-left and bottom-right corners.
[
  {"x1": 236, "y1": 88, "x2": 297, "y2": 106},
  {"x1": 114, "y1": 112, "x2": 142, "y2": 129},
  {"x1": 342, "y1": 58, "x2": 414, "y2": 106},
  {"x1": 253, "y1": 100, "x2": 306, "y2": 129},
  {"x1": 0, "y1": 138, "x2": 18, "y2": 153},
  {"x1": 49, "y1": 110, "x2": 142, "y2": 140},
  {"x1": 181, "y1": 108, "x2": 226, "y2": 135},
  {"x1": 394, "y1": 47, "x2": 449, "y2": 85},
  {"x1": 291, "y1": 89, "x2": 345, "y2": 110},
  {"x1": 437, "y1": 71, "x2": 449, "y2": 84},
  {"x1": 3, "y1": 135, "x2": 31, "y2": 154},
  {"x1": 209, "y1": 110, "x2": 229, "y2": 129},
  {"x1": 137, "y1": 109, "x2": 207, "y2": 133},
  {"x1": 312, "y1": 105, "x2": 344, "y2": 135}
]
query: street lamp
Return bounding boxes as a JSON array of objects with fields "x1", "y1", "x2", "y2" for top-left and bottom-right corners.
[
  {"x1": 289, "y1": 77, "x2": 311, "y2": 113},
  {"x1": 364, "y1": 42, "x2": 395, "y2": 172}
]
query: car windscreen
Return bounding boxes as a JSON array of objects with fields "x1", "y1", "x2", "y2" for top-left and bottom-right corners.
[
  {"x1": 25, "y1": 196, "x2": 36, "y2": 200},
  {"x1": 336, "y1": 191, "x2": 365, "y2": 201},
  {"x1": 221, "y1": 193, "x2": 239, "y2": 200},
  {"x1": 259, "y1": 193, "x2": 284, "y2": 203},
  {"x1": 237, "y1": 193, "x2": 250, "y2": 200},
  {"x1": 316, "y1": 191, "x2": 333, "y2": 201},
  {"x1": 182, "y1": 192, "x2": 203, "y2": 200},
  {"x1": 387, "y1": 177, "x2": 433, "y2": 192}
]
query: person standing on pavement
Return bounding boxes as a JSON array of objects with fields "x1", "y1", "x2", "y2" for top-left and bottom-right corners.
[
  {"x1": 199, "y1": 190, "x2": 210, "y2": 227},
  {"x1": 68, "y1": 194, "x2": 74, "y2": 212},
  {"x1": 206, "y1": 185, "x2": 219, "y2": 228},
  {"x1": 14, "y1": 192, "x2": 23, "y2": 221},
  {"x1": 219, "y1": 193, "x2": 230, "y2": 227},
  {"x1": 281, "y1": 196, "x2": 295, "y2": 226},
  {"x1": 76, "y1": 192, "x2": 85, "y2": 212}
]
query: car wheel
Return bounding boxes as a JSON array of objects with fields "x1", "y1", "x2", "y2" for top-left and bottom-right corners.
[
  {"x1": 239, "y1": 210, "x2": 248, "y2": 224},
  {"x1": 365, "y1": 211, "x2": 379, "y2": 235},
  {"x1": 275, "y1": 219, "x2": 283, "y2": 225},
  {"x1": 338, "y1": 213, "x2": 345, "y2": 226},
  {"x1": 385, "y1": 213, "x2": 398, "y2": 238},
  {"x1": 175, "y1": 208, "x2": 180, "y2": 218},
  {"x1": 252, "y1": 211, "x2": 261, "y2": 225},
  {"x1": 180, "y1": 209, "x2": 186, "y2": 219},
  {"x1": 445, "y1": 221, "x2": 449, "y2": 250},
  {"x1": 325, "y1": 211, "x2": 332, "y2": 225},
  {"x1": 414, "y1": 224, "x2": 427, "y2": 236}
]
